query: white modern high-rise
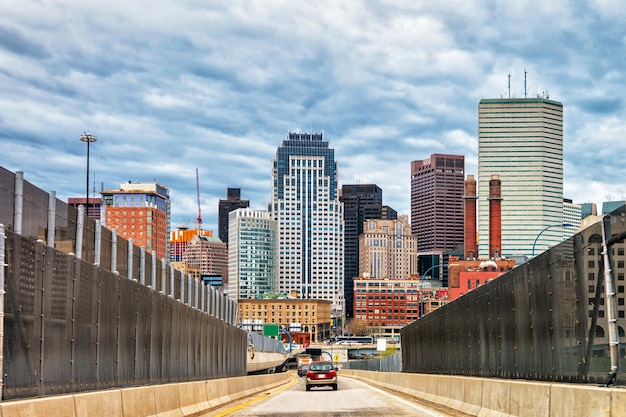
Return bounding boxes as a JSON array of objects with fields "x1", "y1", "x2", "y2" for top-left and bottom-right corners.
[
  {"x1": 478, "y1": 98, "x2": 564, "y2": 258},
  {"x1": 268, "y1": 132, "x2": 345, "y2": 315},
  {"x1": 227, "y1": 208, "x2": 276, "y2": 300},
  {"x1": 563, "y1": 199, "x2": 582, "y2": 237}
]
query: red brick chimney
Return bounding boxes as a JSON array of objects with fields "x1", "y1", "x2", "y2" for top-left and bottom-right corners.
[
  {"x1": 488, "y1": 174, "x2": 502, "y2": 259},
  {"x1": 463, "y1": 175, "x2": 477, "y2": 259}
]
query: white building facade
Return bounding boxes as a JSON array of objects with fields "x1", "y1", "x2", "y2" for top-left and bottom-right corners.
[
  {"x1": 268, "y1": 132, "x2": 345, "y2": 316},
  {"x1": 478, "y1": 98, "x2": 565, "y2": 258},
  {"x1": 227, "y1": 208, "x2": 276, "y2": 300}
]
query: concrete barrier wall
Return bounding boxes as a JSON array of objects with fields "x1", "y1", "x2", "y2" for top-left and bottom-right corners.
[
  {"x1": 0, "y1": 373, "x2": 291, "y2": 417},
  {"x1": 341, "y1": 370, "x2": 626, "y2": 417}
]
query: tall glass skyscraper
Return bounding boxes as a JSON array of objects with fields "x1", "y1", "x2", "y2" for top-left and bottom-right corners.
[
  {"x1": 269, "y1": 132, "x2": 345, "y2": 315},
  {"x1": 478, "y1": 98, "x2": 564, "y2": 258},
  {"x1": 227, "y1": 208, "x2": 276, "y2": 300}
]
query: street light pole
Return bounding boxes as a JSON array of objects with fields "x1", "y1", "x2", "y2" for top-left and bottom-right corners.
[
  {"x1": 419, "y1": 263, "x2": 447, "y2": 318},
  {"x1": 79, "y1": 132, "x2": 98, "y2": 217},
  {"x1": 531, "y1": 223, "x2": 573, "y2": 257}
]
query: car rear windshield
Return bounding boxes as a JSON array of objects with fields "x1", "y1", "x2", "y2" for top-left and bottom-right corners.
[{"x1": 310, "y1": 364, "x2": 333, "y2": 371}]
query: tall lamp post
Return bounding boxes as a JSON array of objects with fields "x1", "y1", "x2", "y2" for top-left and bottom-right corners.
[
  {"x1": 419, "y1": 263, "x2": 447, "y2": 318},
  {"x1": 79, "y1": 132, "x2": 98, "y2": 216},
  {"x1": 531, "y1": 223, "x2": 574, "y2": 257}
]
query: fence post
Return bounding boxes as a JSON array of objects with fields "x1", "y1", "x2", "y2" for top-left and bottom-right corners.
[
  {"x1": 47, "y1": 191, "x2": 56, "y2": 247},
  {"x1": 207, "y1": 286, "x2": 213, "y2": 316},
  {"x1": 13, "y1": 171, "x2": 23, "y2": 235},
  {"x1": 127, "y1": 238, "x2": 133, "y2": 281},
  {"x1": 111, "y1": 229, "x2": 118, "y2": 274},
  {"x1": 0, "y1": 224, "x2": 6, "y2": 400},
  {"x1": 200, "y1": 280, "x2": 205, "y2": 312},
  {"x1": 150, "y1": 251, "x2": 156, "y2": 289},
  {"x1": 94, "y1": 220, "x2": 101, "y2": 266},
  {"x1": 75, "y1": 205, "x2": 84, "y2": 260},
  {"x1": 169, "y1": 264, "x2": 175, "y2": 298},
  {"x1": 140, "y1": 247, "x2": 146, "y2": 286},
  {"x1": 179, "y1": 272, "x2": 184, "y2": 304},
  {"x1": 160, "y1": 258, "x2": 166, "y2": 294},
  {"x1": 187, "y1": 273, "x2": 192, "y2": 308},
  {"x1": 231, "y1": 299, "x2": 238, "y2": 326}
]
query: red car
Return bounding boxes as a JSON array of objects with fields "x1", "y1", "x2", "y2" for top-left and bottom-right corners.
[{"x1": 305, "y1": 361, "x2": 338, "y2": 391}]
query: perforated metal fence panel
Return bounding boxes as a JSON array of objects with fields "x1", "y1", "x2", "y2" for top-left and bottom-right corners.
[
  {"x1": 2, "y1": 232, "x2": 247, "y2": 400},
  {"x1": 401, "y1": 207, "x2": 626, "y2": 385}
]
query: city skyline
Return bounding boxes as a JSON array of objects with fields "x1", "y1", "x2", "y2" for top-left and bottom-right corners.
[{"x1": 2, "y1": 2, "x2": 626, "y2": 234}]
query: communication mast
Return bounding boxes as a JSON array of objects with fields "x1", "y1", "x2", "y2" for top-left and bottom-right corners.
[{"x1": 196, "y1": 168, "x2": 202, "y2": 232}]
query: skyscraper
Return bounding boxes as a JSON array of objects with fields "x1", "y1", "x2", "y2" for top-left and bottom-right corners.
[
  {"x1": 227, "y1": 208, "x2": 276, "y2": 300},
  {"x1": 358, "y1": 215, "x2": 417, "y2": 280},
  {"x1": 478, "y1": 98, "x2": 564, "y2": 258},
  {"x1": 101, "y1": 181, "x2": 171, "y2": 259},
  {"x1": 268, "y1": 132, "x2": 344, "y2": 315},
  {"x1": 410, "y1": 154, "x2": 465, "y2": 252},
  {"x1": 218, "y1": 188, "x2": 250, "y2": 245},
  {"x1": 340, "y1": 184, "x2": 396, "y2": 319}
]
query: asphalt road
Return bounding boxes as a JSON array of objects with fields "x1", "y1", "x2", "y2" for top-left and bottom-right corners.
[{"x1": 209, "y1": 372, "x2": 470, "y2": 417}]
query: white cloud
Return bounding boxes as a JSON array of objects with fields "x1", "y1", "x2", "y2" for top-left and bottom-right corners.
[{"x1": 0, "y1": 0, "x2": 624, "y2": 229}]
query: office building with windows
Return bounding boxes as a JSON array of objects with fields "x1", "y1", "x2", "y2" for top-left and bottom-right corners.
[
  {"x1": 182, "y1": 235, "x2": 228, "y2": 286},
  {"x1": 101, "y1": 182, "x2": 171, "y2": 259},
  {"x1": 227, "y1": 208, "x2": 276, "y2": 300},
  {"x1": 410, "y1": 154, "x2": 465, "y2": 252},
  {"x1": 340, "y1": 184, "x2": 396, "y2": 319},
  {"x1": 268, "y1": 132, "x2": 345, "y2": 316},
  {"x1": 478, "y1": 98, "x2": 564, "y2": 258},
  {"x1": 218, "y1": 188, "x2": 250, "y2": 245},
  {"x1": 359, "y1": 215, "x2": 417, "y2": 281}
]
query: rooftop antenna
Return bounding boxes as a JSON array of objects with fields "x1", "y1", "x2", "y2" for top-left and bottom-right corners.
[
  {"x1": 507, "y1": 73, "x2": 511, "y2": 99},
  {"x1": 195, "y1": 168, "x2": 202, "y2": 232},
  {"x1": 524, "y1": 68, "x2": 527, "y2": 98}
]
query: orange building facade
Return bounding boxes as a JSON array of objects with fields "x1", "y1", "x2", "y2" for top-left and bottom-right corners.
[{"x1": 101, "y1": 182, "x2": 171, "y2": 260}]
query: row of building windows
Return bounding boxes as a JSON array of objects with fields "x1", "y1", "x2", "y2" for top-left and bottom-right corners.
[
  {"x1": 246, "y1": 311, "x2": 316, "y2": 318},
  {"x1": 355, "y1": 282, "x2": 421, "y2": 288},
  {"x1": 244, "y1": 304, "x2": 317, "y2": 310},
  {"x1": 589, "y1": 310, "x2": 626, "y2": 319}
]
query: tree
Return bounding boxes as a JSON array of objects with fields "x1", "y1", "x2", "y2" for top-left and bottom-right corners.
[{"x1": 345, "y1": 318, "x2": 369, "y2": 336}]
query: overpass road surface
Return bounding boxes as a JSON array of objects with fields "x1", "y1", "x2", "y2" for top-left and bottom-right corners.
[{"x1": 208, "y1": 372, "x2": 470, "y2": 417}]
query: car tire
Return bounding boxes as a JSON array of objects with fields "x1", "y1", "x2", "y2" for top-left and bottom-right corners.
[
  {"x1": 332, "y1": 384, "x2": 338, "y2": 391},
  {"x1": 306, "y1": 385, "x2": 311, "y2": 391}
]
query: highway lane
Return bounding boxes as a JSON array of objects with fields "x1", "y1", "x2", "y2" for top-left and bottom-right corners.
[{"x1": 209, "y1": 372, "x2": 469, "y2": 417}]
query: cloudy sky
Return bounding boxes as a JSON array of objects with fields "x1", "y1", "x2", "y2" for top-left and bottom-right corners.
[{"x1": 1, "y1": 1, "x2": 625, "y2": 232}]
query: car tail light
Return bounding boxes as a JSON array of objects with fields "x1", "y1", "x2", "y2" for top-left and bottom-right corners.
[{"x1": 307, "y1": 369, "x2": 336, "y2": 380}]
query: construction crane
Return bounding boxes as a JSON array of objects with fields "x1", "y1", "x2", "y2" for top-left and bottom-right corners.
[{"x1": 195, "y1": 168, "x2": 202, "y2": 232}]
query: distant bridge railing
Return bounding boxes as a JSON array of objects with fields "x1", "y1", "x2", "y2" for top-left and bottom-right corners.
[{"x1": 401, "y1": 205, "x2": 626, "y2": 385}]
